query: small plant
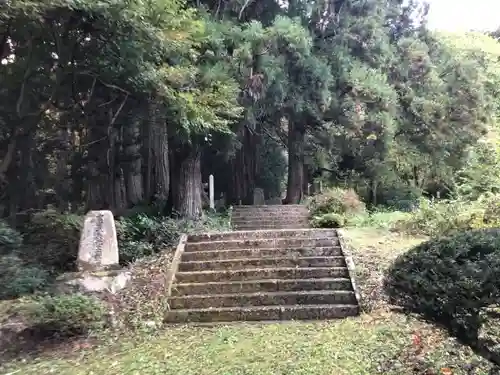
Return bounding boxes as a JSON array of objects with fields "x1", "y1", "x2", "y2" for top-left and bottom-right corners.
[
  {"x1": 116, "y1": 210, "x2": 231, "y2": 264},
  {"x1": 0, "y1": 220, "x2": 23, "y2": 253},
  {"x1": 311, "y1": 213, "x2": 345, "y2": 228},
  {"x1": 27, "y1": 293, "x2": 107, "y2": 335},
  {"x1": 307, "y1": 187, "x2": 365, "y2": 216},
  {"x1": 346, "y1": 210, "x2": 411, "y2": 229},
  {"x1": 18, "y1": 210, "x2": 82, "y2": 272},
  {"x1": 0, "y1": 255, "x2": 50, "y2": 299}
]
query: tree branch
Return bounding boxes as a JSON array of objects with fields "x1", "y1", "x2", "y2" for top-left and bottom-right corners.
[
  {"x1": 76, "y1": 72, "x2": 131, "y2": 95},
  {"x1": 110, "y1": 94, "x2": 129, "y2": 127},
  {"x1": 238, "y1": 0, "x2": 254, "y2": 20},
  {"x1": 260, "y1": 125, "x2": 287, "y2": 148}
]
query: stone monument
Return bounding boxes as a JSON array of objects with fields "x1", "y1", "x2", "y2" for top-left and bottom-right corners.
[
  {"x1": 78, "y1": 210, "x2": 119, "y2": 271},
  {"x1": 58, "y1": 210, "x2": 130, "y2": 294},
  {"x1": 253, "y1": 188, "x2": 265, "y2": 205},
  {"x1": 209, "y1": 174, "x2": 215, "y2": 211}
]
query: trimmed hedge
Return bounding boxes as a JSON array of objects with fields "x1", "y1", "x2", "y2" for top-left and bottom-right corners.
[{"x1": 385, "y1": 228, "x2": 500, "y2": 343}]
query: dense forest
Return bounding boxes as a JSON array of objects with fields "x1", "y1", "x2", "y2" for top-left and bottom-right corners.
[
  {"x1": 5, "y1": 2, "x2": 500, "y2": 370},
  {"x1": 1, "y1": 0, "x2": 500, "y2": 221}
]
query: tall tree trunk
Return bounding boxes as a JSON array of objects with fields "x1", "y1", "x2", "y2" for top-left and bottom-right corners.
[
  {"x1": 302, "y1": 164, "x2": 309, "y2": 196},
  {"x1": 86, "y1": 119, "x2": 110, "y2": 210},
  {"x1": 108, "y1": 121, "x2": 127, "y2": 211},
  {"x1": 151, "y1": 103, "x2": 169, "y2": 201},
  {"x1": 144, "y1": 95, "x2": 169, "y2": 203},
  {"x1": 17, "y1": 130, "x2": 37, "y2": 211},
  {"x1": 123, "y1": 111, "x2": 144, "y2": 205},
  {"x1": 171, "y1": 144, "x2": 202, "y2": 219},
  {"x1": 70, "y1": 131, "x2": 85, "y2": 213},
  {"x1": 228, "y1": 126, "x2": 258, "y2": 205},
  {"x1": 54, "y1": 127, "x2": 72, "y2": 212},
  {"x1": 284, "y1": 121, "x2": 305, "y2": 204}
]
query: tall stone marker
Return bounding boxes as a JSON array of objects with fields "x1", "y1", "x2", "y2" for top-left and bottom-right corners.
[
  {"x1": 253, "y1": 188, "x2": 265, "y2": 205},
  {"x1": 209, "y1": 174, "x2": 215, "y2": 210},
  {"x1": 78, "y1": 210, "x2": 119, "y2": 271}
]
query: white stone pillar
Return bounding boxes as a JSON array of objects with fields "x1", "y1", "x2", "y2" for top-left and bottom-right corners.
[{"x1": 209, "y1": 174, "x2": 215, "y2": 210}]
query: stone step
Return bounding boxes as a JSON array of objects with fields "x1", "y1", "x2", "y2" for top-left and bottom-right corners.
[
  {"x1": 232, "y1": 204, "x2": 306, "y2": 211},
  {"x1": 181, "y1": 246, "x2": 343, "y2": 262},
  {"x1": 231, "y1": 211, "x2": 308, "y2": 216},
  {"x1": 184, "y1": 237, "x2": 339, "y2": 252},
  {"x1": 231, "y1": 212, "x2": 309, "y2": 218},
  {"x1": 232, "y1": 223, "x2": 310, "y2": 230},
  {"x1": 171, "y1": 278, "x2": 353, "y2": 296},
  {"x1": 178, "y1": 256, "x2": 347, "y2": 272},
  {"x1": 232, "y1": 223, "x2": 309, "y2": 228},
  {"x1": 231, "y1": 216, "x2": 309, "y2": 220},
  {"x1": 232, "y1": 216, "x2": 308, "y2": 221},
  {"x1": 188, "y1": 229, "x2": 336, "y2": 242},
  {"x1": 232, "y1": 224, "x2": 309, "y2": 230},
  {"x1": 175, "y1": 267, "x2": 350, "y2": 283},
  {"x1": 232, "y1": 221, "x2": 309, "y2": 227},
  {"x1": 169, "y1": 290, "x2": 357, "y2": 309},
  {"x1": 232, "y1": 220, "x2": 309, "y2": 226},
  {"x1": 164, "y1": 304, "x2": 359, "y2": 323}
]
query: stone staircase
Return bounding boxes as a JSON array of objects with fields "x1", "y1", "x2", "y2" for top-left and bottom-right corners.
[
  {"x1": 231, "y1": 204, "x2": 309, "y2": 230},
  {"x1": 165, "y1": 228, "x2": 360, "y2": 324}
]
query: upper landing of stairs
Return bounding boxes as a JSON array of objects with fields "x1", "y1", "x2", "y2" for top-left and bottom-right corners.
[{"x1": 231, "y1": 204, "x2": 309, "y2": 230}]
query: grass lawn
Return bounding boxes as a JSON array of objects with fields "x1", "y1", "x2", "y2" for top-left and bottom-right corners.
[{"x1": 1, "y1": 228, "x2": 498, "y2": 375}]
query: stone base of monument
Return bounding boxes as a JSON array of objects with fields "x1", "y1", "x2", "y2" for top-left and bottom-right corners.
[{"x1": 56, "y1": 269, "x2": 131, "y2": 294}]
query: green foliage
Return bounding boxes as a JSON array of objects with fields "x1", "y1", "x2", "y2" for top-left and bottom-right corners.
[
  {"x1": 455, "y1": 139, "x2": 500, "y2": 200},
  {"x1": 346, "y1": 210, "x2": 411, "y2": 230},
  {"x1": 0, "y1": 255, "x2": 50, "y2": 300},
  {"x1": 116, "y1": 211, "x2": 231, "y2": 263},
  {"x1": 385, "y1": 228, "x2": 500, "y2": 342},
  {"x1": 311, "y1": 213, "x2": 345, "y2": 228},
  {"x1": 256, "y1": 136, "x2": 287, "y2": 198},
  {"x1": 116, "y1": 214, "x2": 179, "y2": 263},
  {"x1": 307, "y1": 188, "x2": 366, "y2": 216},
  {"x1": 18, "y1": 211, "x2": 82, "y2": 272},
  {"x1": 27, "y1": 293, "x2": 106, "y2": 335},
  {"x1": 0, "y1": 220, "x2": 23, "y2": 253},
  {"x1": 398, "y1": 194, "x2": 500, "y2": 237}
]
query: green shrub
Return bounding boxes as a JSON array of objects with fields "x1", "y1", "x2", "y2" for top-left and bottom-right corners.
[
  {"x1": 307, "y1": 188, "x2": 366, "y2": 216},
  {"x1": 311, "y1": 213, "x2": 345, "y2": 228},
  {"x1": 117, "y1": 211, "x2": 231, "y2": 263},
  {"x1": 385, "y1": 228, "x2": 500, "y2": 343},
  {"x1": 398, "y1": 197, "x2": 487, "y2": 237},
  {"x1": 27, "y1": 293, "x2": 106, "y2": 335},
  {"x1": 0, "y1": 255, "x2": 50, "y2": 299},
  {"x1": 18, "y1": 210, "x2": 82, "y2": 272},
  {"x1": 396, "y1": 193, "x2": 500, "y2": 237},
  {"x1": 379, "y1": 185, "x2": 422, "y2": 212},
  {"x1": 482, "y1": 194, "x2": 500, "y2": 227},
  {"x1": 346, "y1": 210, "x2": 411, "y2": 229},
  {"x1": 0, "y1": 220, "x2": 23, "y2": 253}
]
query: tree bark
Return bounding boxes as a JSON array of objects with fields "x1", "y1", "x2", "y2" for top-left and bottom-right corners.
[
  {"x1": 151, "y1": 104, "x2": 169, "y2": 201},
  {"x1": 54, "y1": 127, "x2": 72, "y2": 211},
  {"x1": 302, "y1": 163, "x2": 309, "y2": 196},
  {"x1": 144, "y1": 95, "x2": 169, "y2": 203},
  {"x1": 86, "y1": 118, "x2": 110, "y2": 210},
  {"x1": 228, "y1": 126, "x2": 258, "y2": 205},
  {"x1": 171, "y1": 144, "x2": 202, "y2": 219},
  {"x1": 123, "y1": 111, "x2": 144, "y2": 205},
  {"x1": 17, "y1": 130, "x2": 37, "y2": 211},
  {"x1": 284, "y1": 121, "x2": 305, "y2": 204}
]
